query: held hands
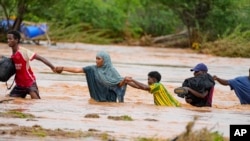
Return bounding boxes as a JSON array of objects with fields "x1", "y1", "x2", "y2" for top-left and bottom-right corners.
[
  {"x1": 51, "y1": 67, "x2": 56, "y2": 73},
  {"x1": 124, "y1": 76, "x2": 133, "y2": 83},
  {"x1": 120, "y1": 76, "x2": 132, "y2": 86},
  {"x1": 213, "y1": 75, "x2": 218, "y2": 80},
  {"x1": 54, "y1": 66, "x2": 64, "y2": 74},
  {"x1": 119, "y1": 76, "x2": 132, "y2": 87}
]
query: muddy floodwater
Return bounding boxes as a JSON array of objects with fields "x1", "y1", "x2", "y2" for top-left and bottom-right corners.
[{"x1": 0, "y1": 42, "x2": 250, "y2": 140}]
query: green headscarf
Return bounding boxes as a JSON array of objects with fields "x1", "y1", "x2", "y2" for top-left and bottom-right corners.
[{"x1": 96, "y1": 51, "x2": 123, "y2": 87}]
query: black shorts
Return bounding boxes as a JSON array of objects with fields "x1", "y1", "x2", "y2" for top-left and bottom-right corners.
[{"x1": 10, "y1": 82, "x2": 40, "y2": 99}]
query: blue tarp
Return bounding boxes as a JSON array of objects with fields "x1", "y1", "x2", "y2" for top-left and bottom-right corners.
[{"x1": 0, "y1": 20, "x2": 48, "y2": 39}]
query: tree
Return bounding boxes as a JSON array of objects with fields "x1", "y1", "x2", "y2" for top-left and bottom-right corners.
[
  {"x1": 0, "y1": 0, "x2": 59, "y2": 31},
  {"x1": 157, "y1": 0, "x2": 240, "y2": 48},
  {"x1": 158, "y1": 0, "x2": 212, "y2": 47}
]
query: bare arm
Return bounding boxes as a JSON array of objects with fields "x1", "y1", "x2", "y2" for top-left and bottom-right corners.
[
  {"x1": 34, "y1": 54, "x2": 55, "y2": 71},
  {"x1": 127, "y1": 78, "x2": 150, "y2": 91},
  {"x1": 126, "y1": 81, "x2": 141, "y2": 89},
  {"x1": 61, "y1": 67, "x2": 84, "y2": 73},
  {"x1": 118, "y1": 76, "x2": 140, "y2": 88},
  {"x1": 185, "y1": 87, "x2": 208, "y2": 99},
  {"x1": 213, "y1": 75, "x2": 229, "y2": 86}
]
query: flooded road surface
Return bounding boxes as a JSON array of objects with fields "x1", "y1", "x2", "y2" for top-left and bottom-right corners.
[{"x1": 0, "y1": 43, "x2": 250, "y2": 140}]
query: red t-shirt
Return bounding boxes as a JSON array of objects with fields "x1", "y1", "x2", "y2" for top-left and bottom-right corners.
[{"x1": 11, "y1": 46, "x2": 36, "y2": 87}]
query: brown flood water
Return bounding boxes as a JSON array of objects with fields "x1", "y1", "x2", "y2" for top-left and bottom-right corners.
[{"x1": 0, "y1": 42, "x2": 250, "y2": 140}]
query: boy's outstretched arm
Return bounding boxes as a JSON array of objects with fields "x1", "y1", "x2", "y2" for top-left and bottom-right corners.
[
  {"x1": 34, "y1": 54, "x2": 55, "y2": 72},
  {"x1": 126, "y1": 78, "x2": 150, "y2": 91}
]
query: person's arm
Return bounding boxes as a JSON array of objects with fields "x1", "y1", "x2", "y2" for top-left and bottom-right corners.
[
  {"x1": 184, "y1": 87, "x2": 208, "y2": 98},
  {"x1": 34, "y1": 54, "x2": 55, "y2": 71},
  {"x1": 118, "y1": 76, "x2": 140, "y2": 88},
  {"x1": 127, "y1": 78, "x2": 150, "y2": 91},
  {"x1": 56, "y1": 66, "x2": 84, "y2": 73},
  {"x1": 213, "y1": 75, "x2": 229, "y2": 86},
  {"x1": 118, "y1": 76, "x2": 129, "y2": 87},
  {"x1": 126, "y1": 81, "x2": 141, "y2": 89}
]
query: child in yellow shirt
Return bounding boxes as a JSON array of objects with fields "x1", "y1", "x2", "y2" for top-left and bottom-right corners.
[{"x1": 126, "y1": 71, "x2": 181, "y2": 106}]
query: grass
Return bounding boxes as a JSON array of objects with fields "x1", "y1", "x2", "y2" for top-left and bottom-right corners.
[
  {"x1": 47, "y1": 22, "x2": 250, "y2": 58},
  {"x1": 48, "y1": 22, "x2": 124, "y2": 44},
  {"x1": 107, "y1": 115, "x2": 133, "y2": 121},
  {"x1": 0, "y1": 115, "x2": 227, "y2": 141},
  {"x1": 1, "y1": 21, "x2": 249, "y2": 58},
  {"x1": 170, "y1": 116, "x2": 226, "y2": 141},
  {"x1": 0, "y1": 110, "x2": 35, "y2": 119},
  {"x1": 200, "y1": 26, "x2": 250, "y2": 58},
  {"x1": 136, "y1": 116, "x2": 227, "y2": 141},
  {"x1": 200, "y1": 39, "x2": 250, "y2": 58}
]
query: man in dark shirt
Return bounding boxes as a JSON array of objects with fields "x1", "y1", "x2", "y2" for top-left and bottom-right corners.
[{"x1": 174, "y1": 63, "x2": 215, "y2": 107}]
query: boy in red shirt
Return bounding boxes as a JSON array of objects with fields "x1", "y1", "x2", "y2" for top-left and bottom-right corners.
[{"x1": 6, "y1": 30, "x2": 55, "y2": 99}]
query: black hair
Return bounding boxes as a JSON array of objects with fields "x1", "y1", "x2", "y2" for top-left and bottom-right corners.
[
  {"x1": 148, "y1": 71, "x2": 161, "y2": 82},
  {"x1": 7, "y1": 30, "x2": 21, "y2": 43}
]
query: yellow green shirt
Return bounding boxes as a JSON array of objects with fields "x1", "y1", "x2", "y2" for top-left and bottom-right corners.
[{"x1": 149, "y1": 83, "x2": 181, "y2": 107}]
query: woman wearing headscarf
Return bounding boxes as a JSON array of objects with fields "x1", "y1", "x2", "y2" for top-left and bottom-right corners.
[{"x1": 55, "y1": 51, "x2": 132, "y2": 102}]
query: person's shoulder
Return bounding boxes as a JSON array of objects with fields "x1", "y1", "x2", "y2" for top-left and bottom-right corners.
[
  {"x1": 84, "y1": 65, "x2": 96, "y2": 70},
  {"x1": 235, "y1": 76, "x2": 249, "y2": 80},
  {"x1": 154, "y1": 82, "x2": 166, "y2": 87},
  {"x1": 149, "y1": 82, "x2": 158, "y2": 87},
  {"x1": 206, "y1": 73, "x2": 213, "y2": 77},
  {"x1": 228, "y1": 76, "x2": 249, "y2": 85},
  {"x1": 19, "y1": 46, "x2": 30, "y2": 52}
]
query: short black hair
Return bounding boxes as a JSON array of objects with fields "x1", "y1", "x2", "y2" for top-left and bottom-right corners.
[
  {"x1": 148, "y1": 71, "x2": 161, "y2": 82},
  {"x1": 7, "y1": 30, "x2": 21, "y2": 43}
]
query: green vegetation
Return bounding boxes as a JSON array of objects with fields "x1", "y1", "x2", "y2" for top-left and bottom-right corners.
[
  {"x1": 200, "y1": 26, "x2": 250, "y2": 57},
  {"x1": 120, "y1": 115, "x2": 133, "y2": 121},
  {"x1": 84, "y1": 113, "x2": 100, "y2": 118},
  {"x1": 0, "y1": 0, "x2": 249, "y2": 57},
  {"x1": 136, "y1": 116, "x2": 227, "y2": 141},
  {"x1": 0, "y1": 110, "x2": 35, "y2": 118},
  {"x1": 107, "y1": 115, "x2": 133, "y2": 121},
  {"x1": 31, "y1": 125, "x2": 47, "y2": 137},
  {"x1": 170, "y1": 116, "x2": 226, "y2": 141},
  {"x1": 0, "y1": 116, "x2": 227, "y2": 141}
]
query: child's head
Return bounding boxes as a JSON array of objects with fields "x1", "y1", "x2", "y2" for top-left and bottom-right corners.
[
  {"x1": 147, "y1": 71, "x2": 161, "y2": 85},
  {"x1": 7, "y1": 30, "x2": 21, "y2": 43}
]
